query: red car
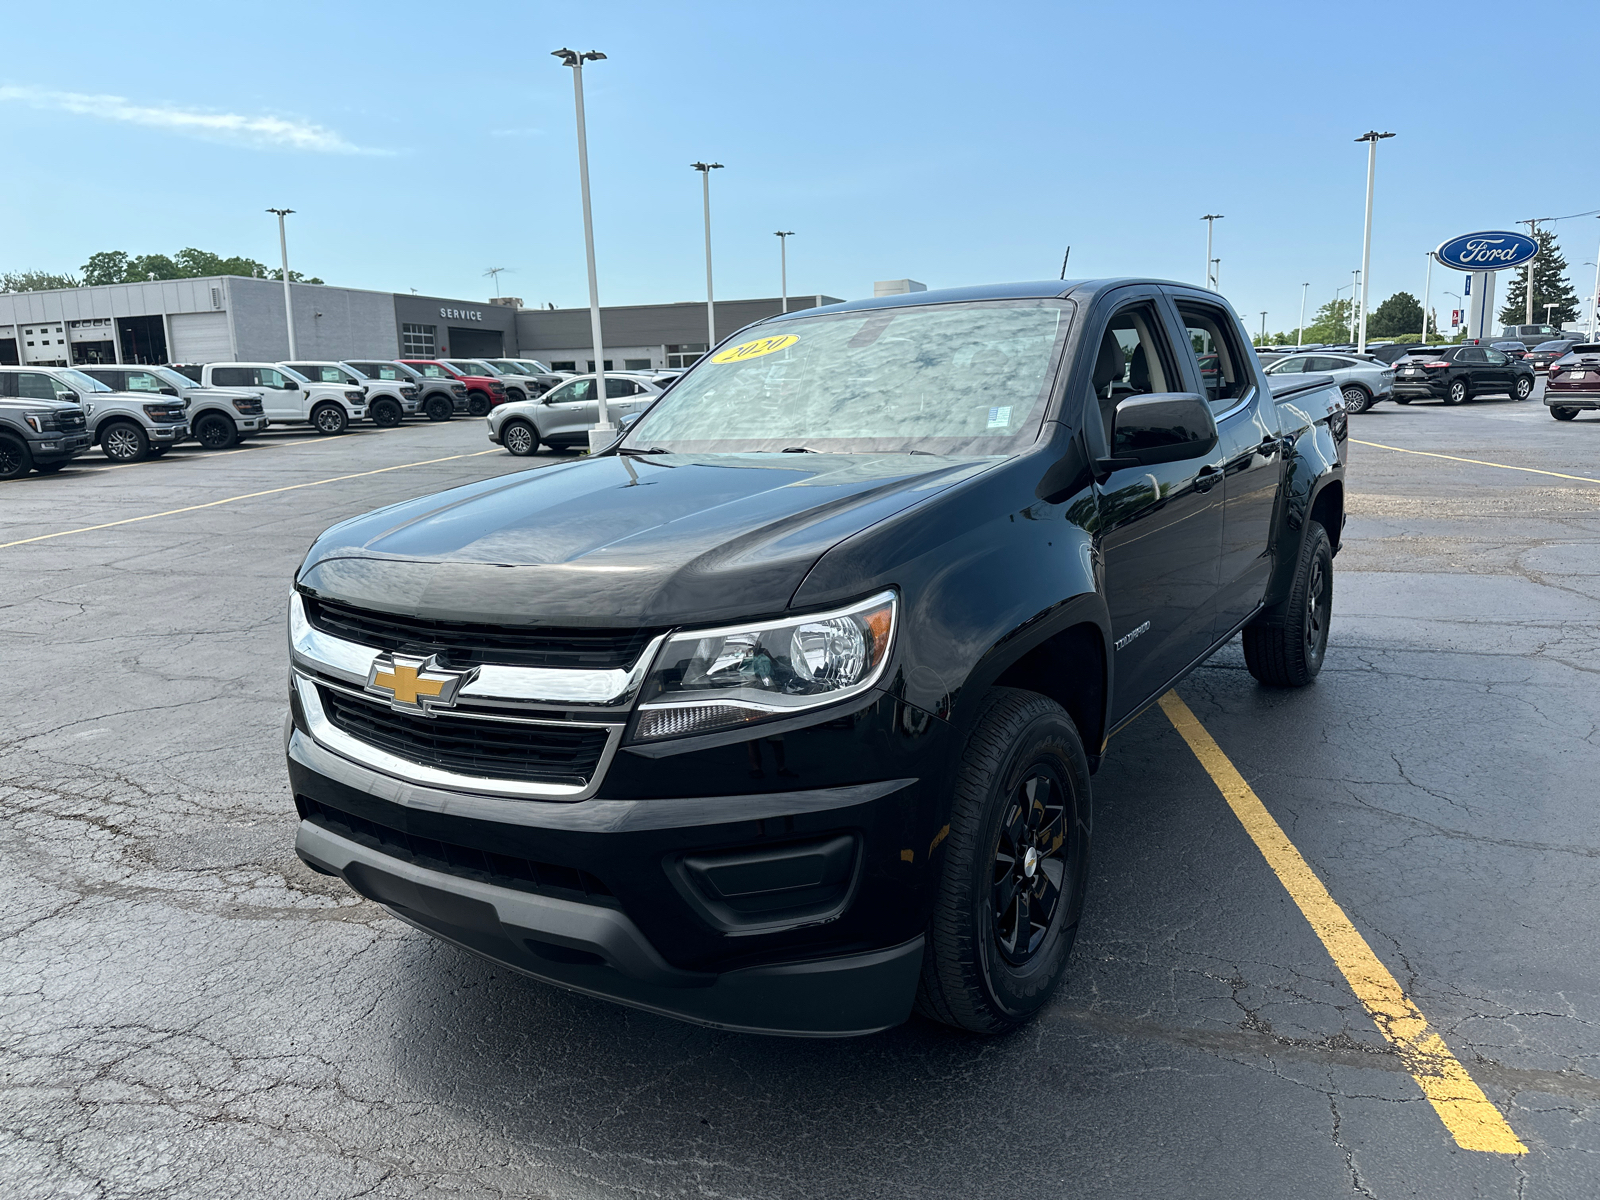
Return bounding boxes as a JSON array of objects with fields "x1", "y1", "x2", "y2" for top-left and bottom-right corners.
[
  {"x1": 398, "y1": 360, "x2": 506, "y2": 416},
  {"x1": 1545, "y1": 342, "x2": 1600, "y2": 421}
]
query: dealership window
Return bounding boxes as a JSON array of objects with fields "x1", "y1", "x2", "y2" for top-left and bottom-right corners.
[
  {"x1": 586, "y1": 360, "x2": 614, "y2": 372},
  {"x1": 402, "y1": 323, "x2": 437, "y2": 357},
  {"x1": 666, "y1": 343, "x2": 706, "y2": 368},
  {"x1": 623, "y1": 358, "x2": 652, "y2": 370},
  {"x1": 550, "y1": 361, "x2": 576, "y2": 372}
]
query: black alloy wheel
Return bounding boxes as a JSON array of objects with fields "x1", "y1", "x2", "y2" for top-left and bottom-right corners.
[
  {"x1": 1445, "y1": 378, "x2": 1468, "y2": 405},
  {"x1": 101, "y1": 421, "x2": 150, "y2": 462},
  {"x1": 991, "y1": 774, "x2": 1071, "y2": 966},
  {"x1": 1552, "y1": 406, "x2": 1578, "y2": 421},
  {"x1": 312, "y1": 403, "x2": 348, "y2": 435},
  {"x1": 426, "y1": 395, "x2": 453, "y2": 422},
  {"x1": 506, "y1": 388, "x2": 527, "y2": 404},
  {"x1": 502, "y1": 420, "x2": 539, "y2": 456},
  {"x1": 1243, "y1": 520, "x2": 1332, "y2": 687},
  {"x1": 194, "y1": 413, "x2": 238, "y2": 449},
  {"x1": 371, "y1": 398, "x2": 402, "y2": 428},
  {"x1": 467, "y1": 393, "x2": 491, "y2": 417},
  {"x1": 1341, "y1": 386, "x2": 1371, "y2": 414},
  {"x1": 1514, "y1": 375, "x2": 1534, "y2": 401},
  {"x1": 0, "y1": 432, "x2": 32, "y2": 480}
]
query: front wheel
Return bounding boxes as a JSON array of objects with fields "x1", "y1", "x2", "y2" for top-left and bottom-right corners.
[
  {"x1": 506, "y1": 388, "x2": 527, "y2": 405},
  {"x1": 502, "y1": 420, "x2": 540, "y2": 457},
  {"x1": 1243, "y1": 520, "x2": 1332, "y2": 688},
  {"x1": 194, "y1": 412, "x2": 239, "y2": 449},
  {"x1": 1394, "y1": 397, "x2": 1411, "y2": 404},
  {"x1": 370, "y1": 398, "x2": 402, "y2": 428},
  {"x1": 1514, "y1": 375, "x2": 1534, "y2": 401},
  {"x1": 0, "y1": 432, "x2": 33, "y2": 480},
  {"x1": 1444, "y1": 378, "x2": 1468, "y2": 405},
  {"x1": 1551, "y1": 406, "x2": 1579, "y2": 421},
  {"x1": 101, "y1": 421, "x2": 150, "y2": 463},
  {"x1": 916, "y1": 688, "x2": 1091, "y2": 1034},
  {"x1": 425, "y1": 395, "x2": 453, "y2": 422},
  {"x1": 311, "y1": 403, "x2": 348, "y2": 435},
  {"x1": 1341, "y1": 386, "x2": 1371, "y2": 414},
  {"x1": 467, "y1": 393, "x2": 491, "y2": 417}
]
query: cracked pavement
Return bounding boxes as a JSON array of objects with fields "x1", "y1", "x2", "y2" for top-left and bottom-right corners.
[{"x1": 2, "y1": 394, "x2": 1598, "y2": 1198}]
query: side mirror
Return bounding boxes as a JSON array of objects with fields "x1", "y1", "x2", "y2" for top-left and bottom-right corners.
[
  {"x1": 58, "y1": 390, "x2": 79, "y2": 403},
  {"x1": 619, "y1": 412, "x2": 642, "y2": 429},
  {"x1": 1097, "y1": 392, "x2": 1218, "y2": 473},
  {"x1": 160, "y1": 386, "x2": 179, "y2": 396}
]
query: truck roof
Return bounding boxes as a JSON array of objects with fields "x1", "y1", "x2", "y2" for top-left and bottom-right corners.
[{"x1": 767, "y1": 278, "x2": 1205, "y2": 321}]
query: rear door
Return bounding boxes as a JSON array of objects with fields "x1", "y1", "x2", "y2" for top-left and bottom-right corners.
[
  {"x1": 538, "y1": 377, "x2": 596, "y2": 439},
  {"x1": 1481, "y1": 347, "x2": 1513, "y2": 393}
]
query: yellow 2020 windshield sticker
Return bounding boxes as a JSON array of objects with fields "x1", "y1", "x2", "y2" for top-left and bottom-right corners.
[{"x1": 711, "y1": 334, "x2": 798, "y2": 364}]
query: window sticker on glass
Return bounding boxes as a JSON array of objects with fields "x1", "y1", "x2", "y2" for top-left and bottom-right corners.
[
  {"x1": 711, "y1": 334, "x2": 799, "y2": 364},
  {"x1": 987, "y1": 405, "x2": 1012, "y2": 428}
]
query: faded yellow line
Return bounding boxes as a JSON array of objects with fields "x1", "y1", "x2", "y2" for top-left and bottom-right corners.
[
  {"x1": 0, "y1": 450, "x2": 502, "y2": 549},
  {"x1": 1353, "y1": 438, "x2": 1600, "y2": 486},
  {"x1": 1159, "y1": 691, "x2": 1527, "y2": 1155}
]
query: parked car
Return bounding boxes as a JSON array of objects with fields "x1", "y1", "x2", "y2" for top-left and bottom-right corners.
[
  {"x1": 482, "y1": 358, "x2": 568, "y2": 398},
  {"x1": 81, "y1": 364, "x2": 266, "y2": 449},
  {"x1": 1263, "y1": 352, "x2": 1394, "y2": 413},
  {"x1": 286, "y1": 278, "x2": 1347, "y2": 1036},
  {"x1": 1523, "y1": 339, "x2": 1584, "y2": 373},
  {"x1": 1544, "y1": 343, "x2": 1600, "y2": 421},
  {"x1": 284, "y1": 361, "x2": 419, "y2": 428},
  {"x1": 0, "y1": 365, "x2": 189, "y2": 462},
  {"x1": 0, "y1": 370, "x2": 91, "y2": 479},
  {"x1": 1369, "y1": 343, "x2": 1443, "y2": 365},
  {"x1": 487, "y1": 373, "x2": 663, "y2": 455},
  {"x1": 196, "y1": 363, "x2": 367, "y2": 434},
  {"x1": 443, "y1": 359, "x2": 537, "y2": 405},
  {"x1": 399, "y1": 359, "x2": 505, "y2": 416},
  {"x1": 344, "y1": 360, "x2": 466, "y2": 422},
  {"x1": 1392, "y1": 345, "x2": 1535, "y2": 404},
  {"x1": 1499, "y1": 323, "x2": 1564, "y2": 349},
  {"x1": 1489, "y1": 340, "x2": 1529, "y2": 361}
]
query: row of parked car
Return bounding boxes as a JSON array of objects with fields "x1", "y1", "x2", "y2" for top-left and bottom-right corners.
[{"x1": 0, "y1": 355, "x2": 578, "y2": 480}]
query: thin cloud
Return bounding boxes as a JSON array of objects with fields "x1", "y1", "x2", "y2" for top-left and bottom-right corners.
[{"x1": 0, "y1": 84, "x2": 388, "y2": 154}]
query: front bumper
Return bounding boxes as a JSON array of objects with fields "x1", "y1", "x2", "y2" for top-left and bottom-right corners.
[
  {"x1": 151, "y1": 422, "x2": 190, "y2": 441},
  {"x1": 30, "y1": 432, "x2": 92, "y2": 463}
]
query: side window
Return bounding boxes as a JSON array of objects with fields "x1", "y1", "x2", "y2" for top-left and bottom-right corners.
[
  {"x1": 1176, "y1": 304, "x2": 1252, "y2": 410},
  {"x1": 604, "y1": 378, "x2": 638, "y2": 399},
  {"x1": 376, "y1": 365, "x2": 400, "y2": 380},
  {"x1": 1305, "y1": 356, "x2": 1343, "y2": 372},
  {"x1": 548, "y1": 379, "x2": 592, "y2": 404},
  {"x1": 1457, "y1": 348, "x2": 1485, "y2": 364},
  {"x1": 1267, "y1": 356, "x2": 1307, "y2": 374},
  {"x1": 1485, "y1": 349, "x2": 1509, "y2": 365},
  {"x1": 125, "y1": 371, "x2": 165, "y2": 391},
  {"x1": 421, "y1": 364, "x2": 446, "y2": 377},
  {"x1": 259, "y1": 369, "x2": 290, "y2": 388},
  {"x1": 0, "y1": 373, "x2": 15, "y2": 398},
  {"x1": 1092, "y1": 302, "x2": 1180, "y2": 441},
  {"x1": 18, "y1": 372, "x2": 58, "y2": 400},
  {"x1": 211, "y1": 367, "x2": 253, "y2": 387}
]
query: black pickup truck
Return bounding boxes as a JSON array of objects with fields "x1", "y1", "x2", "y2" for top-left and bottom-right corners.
[{"x1": 286, "y1": 280, "x2": 1347, "y2": 1036}]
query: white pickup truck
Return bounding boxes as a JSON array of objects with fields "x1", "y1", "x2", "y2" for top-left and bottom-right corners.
[
  {"x1": 285, "y1": 361, "x2": 420, "y2": 428},
  {"x1": 197, "y1": 363, "x2": 367, "y2": 435}
]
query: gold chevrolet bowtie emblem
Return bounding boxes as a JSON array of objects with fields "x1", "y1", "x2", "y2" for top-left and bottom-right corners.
[{"x1": 364, "y1": 653, "x2": 474, "y2": 716}]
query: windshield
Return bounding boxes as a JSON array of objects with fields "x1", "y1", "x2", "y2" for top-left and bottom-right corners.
[
  {"x1": 57, "y1": 368, "x2": 112, "y2": 392},
  {"x1": 150, "y1": 367, "x2": 195, "y2": 390},
  {"x1": 486, "y1": 360, "x2": 526, "y2": 374},
  {"x1": 622, "y1": 300, "x2": 1072, "y2": 455},
  {"x1": 341, "y1": 364, "x2": 372, "y2": 380}
]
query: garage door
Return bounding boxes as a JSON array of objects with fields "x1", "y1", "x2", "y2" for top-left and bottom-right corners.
[{"x1": 168, "y1": 312, "x2": 232, "y2": 362}]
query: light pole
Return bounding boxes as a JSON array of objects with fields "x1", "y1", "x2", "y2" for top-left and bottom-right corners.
[
  {"x1": 1545, "y1": 303, "x2": 1559, "y2": 328},
  {"x1": 1259, "y1": 311, "x2": 1268, "y2": 344},
  {"x1": 1349, "y1": 269, "x2": 1361, "y2": 343},
  {"x1": 1210, "y1": 258, "x2": 1221, "y2": 291},
  {"x1": 266, "y1": 208, "x2": 296, "y2": 358},
  {"x1": 1353, "y1": 131, "x2": 1394, "y2": 354},
  {"x1": 1201, "y1": 215, "x2": 1223, "y2": 289},
  {"x1": 552, "y1": 48, "x2": 612, "y2": 451},
  {"x1": 774, "y1": 231, "x2": 794, "y2": 313},
  {"x1": 1297, "y1": 282, "x2": 1309, "y2": 349},
  {"x1": 692, "y1": 162, "x2": 724, "y2": 351},
  {"x1": 1590, "y1": 216, "x2": 1600, "y2": 338},
  {"x1": 1516, "y1": 218, "x2": 1544, "y2": 326},
  {"x1": 1421, "y1": 251, "x2": 1433, "y2": 342}
]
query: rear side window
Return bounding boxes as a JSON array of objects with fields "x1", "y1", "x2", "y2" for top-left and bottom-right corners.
[
  {"x1": 1306, "y1": 356, "x2": 1351, "y2": 371},
  {"x1": 1457, "y1": 348, "x2": 1486, "y2": 363},
  {"x1": 18, "y1": 372, "x2": 59, "y2": 400},
  {"x1": 1176, "y1": 303, "x2": 1251, "y2": 409},
  {"x1": 211, "y1": 367, "x2": 255, "y2": 387}
]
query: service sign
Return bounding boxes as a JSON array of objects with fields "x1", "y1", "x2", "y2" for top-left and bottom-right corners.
[{"x1": 1434, "y1": 231, "x2": 1538, "y2": 271}]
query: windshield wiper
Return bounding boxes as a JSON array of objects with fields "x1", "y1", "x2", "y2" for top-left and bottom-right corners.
[
  {"x1": 620, "y1": 445, "x2": 672, "y2": 455},
  {"x1": 780, "y1": 446, "x2": 818, "y2": 453}
]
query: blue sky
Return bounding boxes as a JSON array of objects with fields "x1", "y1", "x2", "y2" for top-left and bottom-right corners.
[{"x1": 4, "y1": 0, "x2": 1598, "y2": 333}]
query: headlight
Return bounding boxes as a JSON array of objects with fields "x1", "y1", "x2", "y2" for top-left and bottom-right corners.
[
  {"x1": 631, "y1": 590, "x2": 896, "y2": 742},
  {"x1": 22, "y1": 411, "x2": 57, "y2": 433}
]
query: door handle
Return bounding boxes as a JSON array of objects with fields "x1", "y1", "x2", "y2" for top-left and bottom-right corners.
[{"x1": 1193, "y1": 465, "x2": 1223, "y2": 493}]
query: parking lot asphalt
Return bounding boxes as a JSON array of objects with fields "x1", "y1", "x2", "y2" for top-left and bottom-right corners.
[{"x1": 3, "y1": 391, "x2": 1598, "y2": 1199}]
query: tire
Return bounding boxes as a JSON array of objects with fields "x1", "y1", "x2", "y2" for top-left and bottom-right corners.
[
  {"x1": 425, "y1": 395, "x2": 453, "y2": 422},
  {"x1": 1444, "y1": 377, "x2": 1468, "y2": 405},
  {"x1": 33, "y1": 462, "x2": 65, "y2": 475},
  {"x1": 1551, "y1": 406, "x2": 1578, "y2": 421},
  {"x1": 1243, "y1": 520, "x2": 1332, "y2": 688},
  {"x1": 1514, "y1": 375, "x2": 1534, "y2": 401},
  {"x1": 502, "y1": 420, "x2": 540, "y2": 457},
  {"x1": 101, "y1": 421, "x2": 150, "y2": 463},
  {"x1": 0, "y1": 432, "x2": 33, "y2": 480},
  {"x1": 467, "y1": 392, "x2": 491, "y2": 417},
  {"x1": 506, "y1": 388, "x2": 527, "y2": 405},
  {"x1": 916, "y1": 688, "x2": 1092, "y2": 1034},
  {"x1": 1341, "y1": 386, "x2": 1371, "y2": 414},
  {"x1": 194, "y1": 413, "x2": 238, "y2": 449},
  {"x1": 1394, "y1": 397, "x2": 1411, "y2": 404},
  {"x1": 311, "y1": 403, "x2": 348, "y2": 435},
  {"x1": 371, "y1": 398, "x2": 402, "y2": 428}
]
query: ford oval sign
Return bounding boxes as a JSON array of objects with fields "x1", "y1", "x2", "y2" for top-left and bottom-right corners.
[{"x1": 1434, "y1": 231, "x2": 1539, "y2": 271}]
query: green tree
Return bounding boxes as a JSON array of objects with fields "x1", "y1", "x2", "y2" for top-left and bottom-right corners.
[
  {"x1": 1498, "y1": 229, "x2": 1580, "y2": 327},
  {"x1": 1367, "y1": 291, "x2": 1423, "y2": 339},
  {"x1": 0, "y1": 269, "x2": 81, "y2": 292},
  {"x1": 81, "y1": 251, "x2": 131, "y2": 285},
  {"x1": 267, "y1": 267, "x2": 325, "y2": 285},
  {"x1": 77, "y1": 246, "x2": 323, "y2": 286},
  {"x1": 1300, "y1": 297, "x2": 1353, "y2": 344}
]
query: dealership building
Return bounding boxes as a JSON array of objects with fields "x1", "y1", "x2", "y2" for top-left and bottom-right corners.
[{"x1": 0, "y1": 276, "x2": 842, "y2": 372}]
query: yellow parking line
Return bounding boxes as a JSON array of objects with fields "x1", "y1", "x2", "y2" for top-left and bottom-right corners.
[
  {"x1": 1352, "y1": 438, "x2": 1600, "y2": 486},
  {"x1": 0, "y1": 449, "x2": 502, "y2": 550},
  {"x1": 1158, "y1": 691, "x2": 1527, "y2": 1155}
]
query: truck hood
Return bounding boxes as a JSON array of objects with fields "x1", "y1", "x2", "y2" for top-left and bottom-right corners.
[{"x1": 297, "y1": 452, "x2": 998, "y2": 626}]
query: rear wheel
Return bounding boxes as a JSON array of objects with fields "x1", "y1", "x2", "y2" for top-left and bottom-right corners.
[
  {"x1": 1244, "y1": 521, "x2": 1332, "y2": 687},
  {"x1": 0, "y1": 432, "x2": 33, "y2": 480},
  {"x1": 371, "y1": 398, "x2": 402, "y2": 428},
  {"x1": 1514, "y1": 375, "x2": 1534, "y2": 401},
  {"x1": 467, "y1": 392, "x2": 491, "y2": 417},
  {"x1": 194, "y1": 412, "x2": 239, "y2": 449},
  {"x1": 426, "y1": 395, "x2": 453, "y2": 422},
  {"x1": 916, "y1": 688, "x2": 1091, "y2": 1034},
  {"x1": 311, "y1": 403, "x2": 348, "y2": 435},
  {"x1": 502, "y1": 420, "x2": 540, "y2": 456},
  {"x1": 1551, "y1": 406, "x2": 1579, "y2": 421},
  {"x1": 1341, "y1": 386, "x2": 1371, "y2": 414},
  {"x1": 101, "y1": 421, "x2": 150, "y2": 463},
  {"x1": 1444, "y1": 377, "x2": 1468, "y2": 405}
]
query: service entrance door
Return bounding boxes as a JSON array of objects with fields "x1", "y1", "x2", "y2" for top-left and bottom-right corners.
[{"x1": 448, "y1": 326, "x2": 503, "y2": 358}]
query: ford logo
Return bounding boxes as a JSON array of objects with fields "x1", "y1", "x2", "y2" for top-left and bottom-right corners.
[{"x1": 1434, "y1": 231, "x2": 1539, "y2": 271}]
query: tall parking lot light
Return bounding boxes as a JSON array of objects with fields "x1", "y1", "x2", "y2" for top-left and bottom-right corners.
[
  {"x1": 1354, "y1": 131, "x2": 1394, "y2": 354},
  {"x1": 1297, "y1": 282, "x2": 1308, "y2": 349},
  {"x1": 1349, "y1": 269, "x2": 1361, "y2": 343},
  {"x1": 1201, "y1": 214, "x2": 1223, "y2": 289},
  {"x1": 775, "y1": 231, "x2": 794, "y2": 313},
  {"x1": 1422, "y1": 251, "x2": 1434, "y2": 342},
  {"x1": 1590, "y1": 217, "x2": 1600, "y2": 339},
  {"x1": 693, "y1": 163, "x2": 724, "y2": 349},
  {"x1": 266, "y1": 208, "x2": 297, "y2": 358},
  {"x1": 552, "y1": 47, "x2": 613, "y2": 450}
]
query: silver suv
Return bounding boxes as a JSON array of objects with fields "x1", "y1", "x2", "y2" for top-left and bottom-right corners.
[
  {"x1": 80, "y1": 365, "x2": 266, "y2": 449},
  {"x1": 0, "y1": 366, "x2": 189, "y2": 462}
]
